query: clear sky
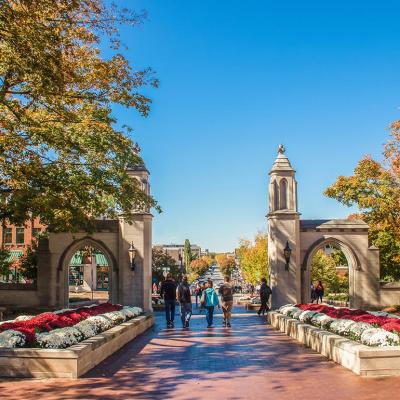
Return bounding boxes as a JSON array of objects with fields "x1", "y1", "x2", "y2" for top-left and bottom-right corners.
[{"x1": 113, "y1": 0, "x2": 400, "y2": 252}]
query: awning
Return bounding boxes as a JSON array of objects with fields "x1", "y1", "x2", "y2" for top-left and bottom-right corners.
[
  {"x1": 6, "y1": 250, "x2": 23, "y2": 263},
  {"x1": 69, "y1": 252, "x2": 109, "y2": 266}
]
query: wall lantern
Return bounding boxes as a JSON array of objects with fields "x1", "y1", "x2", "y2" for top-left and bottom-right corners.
[
  {"x1": 128, "y1": 242, "x2": 137, "y2": 271},
  {"x1": 283, "y1": 241, "x2": 292, "y2": 271}
]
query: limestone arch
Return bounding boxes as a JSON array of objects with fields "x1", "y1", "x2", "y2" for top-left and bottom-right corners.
[
  {"x1": 58, "y1": 236, "x2": 119, "y2": 307},
  {"x1": 301, "y1": 237, "x2": 360, "y2": 306}
]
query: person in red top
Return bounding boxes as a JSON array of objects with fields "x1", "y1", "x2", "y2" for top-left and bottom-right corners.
[{"x1": 315, "y1": 281, "x2": 324, "y2": 304}]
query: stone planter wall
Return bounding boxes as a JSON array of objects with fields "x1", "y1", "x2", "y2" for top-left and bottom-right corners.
[
  {"x1": 0, "y1": 313, "x2": 154, "y2": 379},
  {"x1": 268, "y1": 311, "x2": 400, "y2": 377}
]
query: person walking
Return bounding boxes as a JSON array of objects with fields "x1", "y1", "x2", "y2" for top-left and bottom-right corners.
[
  {"x1": 201, "y1": 280, "x2": 220, "y2": 328},
  {"x1": 310, "y1": 283, "x2": 317, "y2": 303},
  {"x1": 219, "y1": 276, "x2": 234, "y2": 327},
  {"x1": 195, "y1": 283, "x2": 201, "y2": 308},
  {"x1": 177, "y1": 275, "x2": 192, "y2": 329},
  {"x1": 160, "y1": 273, "x2": 177, "y2": 328},
  {"x1": 257, "y1": 277, "x2": 272, "y2": 316},
  {"x1": 315, "y1": 280, "x2": 324, "y2": 304}
]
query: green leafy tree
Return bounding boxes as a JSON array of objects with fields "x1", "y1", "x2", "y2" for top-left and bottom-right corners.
[
  {"x1": 152, "y1": 249, "x2": 181, "y2": 283},
  {"x1": 183, "y1": 239, "x2": 192, "y2": 272},
  {"x1": 19, "y1": 244, "x2": 38, "y2": 282},
  {"x1": 311, "y1": 250, "x2": 339, "y2": 294},
  {"x1": 0, "y1": 0, "x2": 159, "y2": 231},
  {"x1": 325, "y1": 126, "x2": 400, "y2": 280},
  {"x1": 236, "y1": 232, "x2": 268, "y2": 285},
  {"x1": 0, "y1": 248, "x2": 11, "y2": 277}
]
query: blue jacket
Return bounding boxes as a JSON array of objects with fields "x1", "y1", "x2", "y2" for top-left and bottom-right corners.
[{"x1": 203, "y1": 288, "x2": 220, "y2": 307}]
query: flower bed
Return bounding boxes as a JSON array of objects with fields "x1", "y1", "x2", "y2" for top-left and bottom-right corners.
[
  {"x1": 279, "y1": 303, "x2": 400, "y2": 347},
  {"x1": 0, "y1": 303, "x2": 142, "y2": 349}
]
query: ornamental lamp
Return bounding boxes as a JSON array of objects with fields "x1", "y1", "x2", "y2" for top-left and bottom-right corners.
[
  {"x1": 283, "y1": 241, "x2": 292, "y2": 271},
  {"x1": 128, "y1": 242, "x2": 137, "y2": 271}
]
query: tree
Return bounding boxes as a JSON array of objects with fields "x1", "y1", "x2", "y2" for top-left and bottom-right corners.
[
  {"x1": 0, "y1": 249, "x2": 11, "y2": 277},
  {"x1": 236, "y1": 232, "x2": 268, "y2": 285},
  {"x1": 311, "y1": 250, "x2": 339, "y2": 294},
  {"x1": 152, "y1": 249, "x2": 181, "y2": 283},
  {"x1": 19, "y1": 243, "x2": 38, "y2": 282},
  {"x1": 325, "y1": 126, "x2": 400, "y2": 281},
  {"x1": 0, "y1": 0, "x2": 159, "y2": 231},
  {"x1": 218, "y1": 255, "x2": 236, "y2": 277},
  {"x1": 189, "y1": 258, "x2": 209, "y2": 278},
  {"x1": 183, "y1": 239, "x2": 192, "y2": 272}
]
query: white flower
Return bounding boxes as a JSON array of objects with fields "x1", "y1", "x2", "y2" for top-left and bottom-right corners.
[
  {"x1": 86, "y1": 315, "x2": 114, "y2": 332},
  {"x1": 344, "y1": 322, "x2": 373, "y2": 340},
  {"x1": 361, "y1": 328, "x2": 400, "y2": 347},
  {"x1": 0, "y1": 330, "x2": 26, "y2": 348},
  {"x1": 330, "y1": 319, "x2": 356, "y2": 335},
  {"x1": 298, "y1": 310, "x2": 318, "y2": 323},
  {"x1": 292, "y1": 308, "x2": 303, "y2": 319},
  {"x1": 281, "y1": 306, "x2": 297, "y2": 316},
  {"x1": 74, "y1": 319, "x2": 98, "y2": 339},
  {"x1": 279, "y1": 304, "x2": 295, "y2": 313},
  {"x1": 14, "y1": 315, "x2": 34, "y2": 322},
  {"x1": 36, "y1": 327, "x2": 83, "y2": 349}
]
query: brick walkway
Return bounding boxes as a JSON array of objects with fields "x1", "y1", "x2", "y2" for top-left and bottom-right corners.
[{"x1": 1, "y1": 306, "x2": 400, "y2": 399}]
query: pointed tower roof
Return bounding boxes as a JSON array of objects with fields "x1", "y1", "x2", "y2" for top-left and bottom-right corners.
[
  {"x1": 126, "y1": 142, "x2": 149, "y2": 173},
  {"x1": 269, "y1": 144, "x2": 295, "y2": 174}
]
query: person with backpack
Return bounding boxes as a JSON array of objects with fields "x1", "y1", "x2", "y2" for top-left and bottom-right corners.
[
  {"x1": 176, "y1": 275, "x2": 192, "y2": 329},
  {"x1": 160, "y1": 272, "x2": 177, "y2": 328},
  {"x1": 257, "y1": 277, "x2": 272, "y2": 316},
  {"x1": 218, "y1": 275, "x2": 234, "y2": 327},
  {"x1": 315, "y1": 280, "x2": 324, "y2": 304},
  {"x1": 201, "y1": 280, "x2": 220, "y2": 328}
]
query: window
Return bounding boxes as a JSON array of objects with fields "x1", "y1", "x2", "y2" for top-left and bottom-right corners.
[
  {"x1": 3, "y1": 228, "x2": 12, "y2": 245},
  {"x1": 280, "y1": 179, "x2": 288, "y2": 210},
  {"x1": 16, "y1": 227, "x2": 25, "y2": 245},
  {"x1": 273, "y1": 181, "x2": 279, "y2": 211}
]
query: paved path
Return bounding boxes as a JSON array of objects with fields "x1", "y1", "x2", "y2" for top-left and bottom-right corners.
[{"x1": 1, "y1": 307, "x2": 400, "y2": 399}]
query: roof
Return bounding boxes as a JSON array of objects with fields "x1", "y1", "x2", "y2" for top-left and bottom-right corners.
[{"x1": 300, "y1": 219, "x2": 369, "y2": 230}]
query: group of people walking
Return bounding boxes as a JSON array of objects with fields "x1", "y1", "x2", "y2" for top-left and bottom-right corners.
[
  {"x1": 160, "y1": 273, "x2": 271, "y2": 329},
  {"x1": 310, "y1": 280, "x2": 324, "y2": 303}
]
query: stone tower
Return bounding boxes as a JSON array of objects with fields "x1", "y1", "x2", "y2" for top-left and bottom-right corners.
[
  {"x1": 120, "y1": 143, "x2": 153, "y2": 311},
  {"x1": 268, "y1": 145, "x2": 301, "y2": 308}
]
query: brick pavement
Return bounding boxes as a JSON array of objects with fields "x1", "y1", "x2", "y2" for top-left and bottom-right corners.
[{"x1": 1, "y1": 306, "x2": 400, "y2": 399}]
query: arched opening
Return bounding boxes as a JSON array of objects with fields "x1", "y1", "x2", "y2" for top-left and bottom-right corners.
[
  {"x1": 303, "y1": 238, "x2": 358, "y2": 307},
  {"x1": 59, "y1": 238, "x2": 118, "y2": 307},
  {"x1": 279, "y1": 178, "x2": 287, "y2": 210},
  {"x1": 273, "y1": 180, "x2": 279, "y2": 211}
]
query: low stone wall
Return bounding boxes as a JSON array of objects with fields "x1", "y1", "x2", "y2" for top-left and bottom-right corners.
[
  {"x1": 379, "y1": 282, "x2": 400, "y2": 306},
  {"x1": 268, "y1": 311, "x2": 400, "y2": 377},
  {"x1": 0, "y1": 313, "x2": 154, "y2": 379}
]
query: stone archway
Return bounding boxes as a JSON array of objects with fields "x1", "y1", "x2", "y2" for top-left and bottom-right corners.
[
  {"x1": 301, "y1": 237, "x2": 360, "y2": 306},
  {"x1": 58, "y1": 237, "x2": 119, "y2": 307}
]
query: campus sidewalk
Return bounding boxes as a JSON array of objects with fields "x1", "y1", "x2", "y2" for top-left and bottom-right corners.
[{"x1": 0, "y1": 306, "x2": 400, "y2": 399}]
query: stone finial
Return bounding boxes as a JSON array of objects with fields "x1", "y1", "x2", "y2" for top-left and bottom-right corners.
[{"x1": 278, "y1": 144, "x2": 285, "y2": 155}]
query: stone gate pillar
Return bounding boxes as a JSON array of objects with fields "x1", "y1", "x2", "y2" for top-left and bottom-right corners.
[
  {"x1": 268, "y1": 146, "x2": 301, "y2": 309},
  {"x1": 118, "y1": 145, "x2": 153, "y2": 312}
]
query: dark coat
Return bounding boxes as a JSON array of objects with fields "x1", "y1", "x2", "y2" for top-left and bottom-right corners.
[
  {"x1": 160, "y1": 279, "x2": 177, "y2": 301},
  {"x1": 259, "y1": 282, "x2": 272, "y2": 302}
]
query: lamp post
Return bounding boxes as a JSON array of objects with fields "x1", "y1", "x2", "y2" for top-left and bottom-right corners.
[
  {"x1": 128, "y1": 242, "x2": 137, "y2": 271},
  {"x1": 284, "y1": 241, "x2": 292, "y2": 271}
]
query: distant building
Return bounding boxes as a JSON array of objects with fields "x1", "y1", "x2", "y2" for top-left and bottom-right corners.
[{"x1": 153, "y1": 243, "x2": 202, "y2": 268}]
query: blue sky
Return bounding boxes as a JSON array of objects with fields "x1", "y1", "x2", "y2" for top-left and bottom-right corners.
[{"x1": 113, "y1": 1, "x2": 400, "y2": 252}]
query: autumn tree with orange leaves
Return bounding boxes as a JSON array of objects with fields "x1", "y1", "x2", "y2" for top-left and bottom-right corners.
[{"x1": 325, "y1": 123, "x2": 400, "y2": 280}]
